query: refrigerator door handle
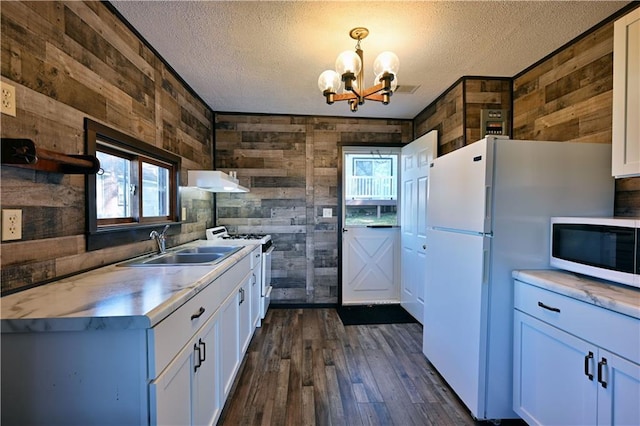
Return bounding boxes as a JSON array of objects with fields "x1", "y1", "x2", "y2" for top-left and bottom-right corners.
[
  {"x1": 483, "y1": 248, "x2": 490, "y2": 284},
  {"x1": 484, "y1": 186, "x2": 491, "y2": 222}
]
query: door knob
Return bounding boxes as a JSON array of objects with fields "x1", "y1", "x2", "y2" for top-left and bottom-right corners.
[{"x1": 422, "y1": 244, "x2": 427, "y2": 250}]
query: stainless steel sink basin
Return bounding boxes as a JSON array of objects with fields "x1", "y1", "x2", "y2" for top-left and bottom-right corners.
[
  {"x1": 118, "y1": 246, "x2": 242, "y2": 267},
  {"x1": 175, "y1": 246, "x2": 241, "y2": 255}
]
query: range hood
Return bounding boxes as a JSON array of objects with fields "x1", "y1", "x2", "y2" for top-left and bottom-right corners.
[{"x1": 187, "y1": 170, "x2": 249, "y2": 193}]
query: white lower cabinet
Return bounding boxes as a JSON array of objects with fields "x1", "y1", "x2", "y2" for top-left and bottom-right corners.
[
  {"x1": 513, "y1": 280, "x2": 640, "y2": 426},
  {"x1": 192, "y1": 314, "x2": 220, "y2": 426},
  {"x1": 1, "y1": 249, "x2": 258, "y2": 425},
  {"x1": 151, "y1": 312, "x2": 219, "y2": 426},
  {"x1": 239, "y1": 275, "x2": 253, "y2": 355},
  {"x1": 250, "y1": 247, "x2": 262, "y2": 328},
  {"x1": 219, "y1": 284, "x2": 240, "y2": 399},
  {"x1": 151, "y1": 255, "x2": 253, "y2": 425}
]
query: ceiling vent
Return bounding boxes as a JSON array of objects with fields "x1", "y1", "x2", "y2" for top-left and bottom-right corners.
[{"x1": 395, "y1": 85, "x2": 420, "y2": 94}]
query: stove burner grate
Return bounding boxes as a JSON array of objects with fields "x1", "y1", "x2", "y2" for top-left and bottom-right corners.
[{"x1": 222, "y1": 234, "x2": 267, "y2": 240}]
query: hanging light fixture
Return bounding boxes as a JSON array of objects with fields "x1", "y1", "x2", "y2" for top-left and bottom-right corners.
[{"x1": 318, "y1": 27, "x2": 399, "y2": 113}]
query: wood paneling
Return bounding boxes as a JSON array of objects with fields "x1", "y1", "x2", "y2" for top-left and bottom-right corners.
[
  {"x1": 413, "y1": 77, "x2": 511, "y2": 156},
  {"x1": 1, "y1": 2, "x2": 214, "y2": 294},
  {"x1": 513, "y1": 24, "x2": 614, "y2": 142},
  {"x1": 513, "y1": 19, "x2": 639, "y2": 217},
  {"x1": 215, "y1": 114, "x2": 412, "y2": 304}
]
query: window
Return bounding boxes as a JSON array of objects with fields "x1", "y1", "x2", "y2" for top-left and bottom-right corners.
[
  {"x1": 85, "y1": 119, "x2": 180, "y2": 251},
  {"x1": 344, "y1": 151, "x2": 399, "y2": 226}
]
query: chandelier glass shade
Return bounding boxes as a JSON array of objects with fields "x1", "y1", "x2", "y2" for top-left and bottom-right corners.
[{"x1": 317, "y1": 27, "x2": 399, "y2": 112}]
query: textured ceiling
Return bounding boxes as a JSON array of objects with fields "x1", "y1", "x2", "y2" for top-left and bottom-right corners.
[{"x1": 110, "y1": 1, "x2": 630, "y2": 119}]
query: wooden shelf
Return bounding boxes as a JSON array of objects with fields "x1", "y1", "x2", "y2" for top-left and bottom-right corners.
[{"x1": 1, "y1": 138, "x2": 100, "y2": 174}]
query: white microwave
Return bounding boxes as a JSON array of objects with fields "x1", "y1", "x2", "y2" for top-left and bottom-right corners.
[{"x1": 550, "y1": 217, "x2": 639, "y2": 288}]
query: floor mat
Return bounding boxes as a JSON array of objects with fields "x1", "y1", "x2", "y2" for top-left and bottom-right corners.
[{"x1": 337, "y1": 304, "x2": 418, "y2": 326}]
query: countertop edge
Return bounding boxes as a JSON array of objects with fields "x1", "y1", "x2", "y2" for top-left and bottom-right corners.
[
  {"x1": 1, "y1": 242, "x2": 258, "y2": 332},
  {"x1": 513, "y1": 269, "x2": 640, "y2": 320}
]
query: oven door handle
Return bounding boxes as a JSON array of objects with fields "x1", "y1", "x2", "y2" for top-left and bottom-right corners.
[{"x1": 264, "y1": 246, "x2": 275, "y2": 255}]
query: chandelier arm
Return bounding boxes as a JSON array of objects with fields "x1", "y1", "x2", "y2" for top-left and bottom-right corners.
[
  {"x1": 333, "y1": 92, "x2": 358, "y2": 102},
  {"x1": 360, "y1": 82, "x2": 386, "y2": 98},
  {"x1": 362, "y1": 93, "x2": 386, "y2": 103}
]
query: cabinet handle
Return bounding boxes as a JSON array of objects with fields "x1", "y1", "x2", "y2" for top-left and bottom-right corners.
[
  {"x1": 198, "y1": 338, "x2": 206, "y2": 364},
  {"x1": 190, "y1": 306, "x2": 206, "y2": 320},
  {"x1": 193, "y1": 343, "x2": 201, "y2": 372},
  {"x1": 537, "y1": 301, "x2": 560, "y2": 313},
  {"x1": 584, "y1": 351, "x2": 594, "y2": 380},
  {"x1": 252, "y1": 273, "x2": 257, "y2": 286},
  {"x1": 239, "y1": 288, "x2": 245, "y2": 305},
  {"x1": 597, "y1": 357, "x2": 608, "y2": 388}
]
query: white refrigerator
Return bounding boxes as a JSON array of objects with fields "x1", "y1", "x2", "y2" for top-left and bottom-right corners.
[{"x1": 422, "y1": 136, "x2": 614, "y2": 421}]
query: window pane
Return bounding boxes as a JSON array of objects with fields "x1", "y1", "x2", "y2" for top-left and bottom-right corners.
[
  {"x1": 96, "y1": 151, "x2": 132, "y2": 219},
  {"x1": 344, "y1": 153, "x2": 398, "y2": 226},
  {"x1": 142, "y1": 162, "x2": 170, "y2": 217}
]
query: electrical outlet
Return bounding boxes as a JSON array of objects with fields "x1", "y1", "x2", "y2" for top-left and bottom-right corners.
[
  {"x1": 1, "y1": 82, "x2": 17, "y2": 117},
  {"x1": 323, "y1": 208, "x2": 332, "y2": 218},
  {"x1": 2, "y1": 209, "x2": 22, "y2": 241}
]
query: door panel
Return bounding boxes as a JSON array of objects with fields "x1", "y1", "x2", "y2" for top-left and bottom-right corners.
[
  {"x1": 400, "y1": 131, "x2": 437, "y2": 322},
  {"x1": 342, "y1": 226, "x2": 400, "y2": 304},
  {"x1": 597, "y1": 349, "x2": 640, "y2": 426}
]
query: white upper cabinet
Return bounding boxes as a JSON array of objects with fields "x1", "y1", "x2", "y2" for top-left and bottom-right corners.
[{"x1": 612, "y1": 7, "x2": 640, "y2": 178}]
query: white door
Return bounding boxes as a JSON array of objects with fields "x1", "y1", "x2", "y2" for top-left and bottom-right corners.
[
  {"x1": 597, "y1": 349, "x2": 640, "y2": 426},
  {"x1": 400, "y1": 131, "x2": 437, "y2": 322},
  {"x1": 192, "y1": 314, "x2": 221, "y2": 426},
  {"x1": 513, "y1": 310, "x2": 597, "y2": 426},
  {"x1": 149, "y1": 337, "x2": 193, "y2": 426},
  {"x1": 342, "y1": 148, "x2": 400, "y2": 305}
]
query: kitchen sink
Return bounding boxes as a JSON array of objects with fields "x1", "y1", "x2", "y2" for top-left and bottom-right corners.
[
  {"x1": 175, "y1": 246, "x2": 241, "y2": 255},
  {"x1": 118, "y1": 246, "x2": 242, "y2": 267}
]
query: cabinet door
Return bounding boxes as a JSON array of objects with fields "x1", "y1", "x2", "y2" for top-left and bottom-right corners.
[
  {"x1": 514, "y1": 311, "x2": 597, "y2": 426},
  {"x1": 149, "y1": 340, "x2": 193, "y2": 426},
  {"x1": 219, "y1": 289, "x2": 240, "y2": 399},
  {"x1": 239, "y1": 276, "x2": 253, "y2": 355},
  {"x1": 596, "y1": 349, "x2": 640, "y2": 426},
  {"x1": 612, "y1": 7, "x2": 640, "y2": 178},
  {"x1": 251, "y1": 257, "x2": 262, "y2": 328},
  {"x1": 192, "y1": 313, "x2": 221, "y2": 426}
]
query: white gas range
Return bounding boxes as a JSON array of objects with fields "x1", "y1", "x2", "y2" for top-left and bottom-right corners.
[{"x1": 206, "y1": 226, "x2": 273, "y2": 323}]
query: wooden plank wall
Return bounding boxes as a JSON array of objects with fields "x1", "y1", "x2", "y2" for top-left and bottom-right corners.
[
  {"x1": 214, "y1": 114, "x2": 413, "y2": 304},
  {"x1": 413, "y1": 81, "x2": 464, "y2": 155},
  {"x1": 413, "y1": 77, "x2": 511, "y2": 156},
  {"x1": 512, "y1": 19, "x2": 639, "y2": 217},
  {"x1": 0, "y1": 2, "x2": 215, "y2": 293}
]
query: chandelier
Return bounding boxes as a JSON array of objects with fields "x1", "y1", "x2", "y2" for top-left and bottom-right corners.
[{"x1": 317, "y1": 27, "x2": 399, "y2": 112}]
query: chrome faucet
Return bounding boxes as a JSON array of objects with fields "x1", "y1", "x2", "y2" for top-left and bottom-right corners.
[{"x1": 150, "y1": 224, "x2": 170, "y2": 254}]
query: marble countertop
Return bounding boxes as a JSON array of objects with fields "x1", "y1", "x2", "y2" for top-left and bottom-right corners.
[
  {"x1": 513, "y1": 270, "x2": 640, "y2": 320},
  {"x1": 1, "y1": 241, "x2": 257, "y2": 333}
]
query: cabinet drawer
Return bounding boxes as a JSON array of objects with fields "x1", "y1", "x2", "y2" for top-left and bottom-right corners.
[
  {"x1": 148, "y1": 280, "x2": 221, "y2": 378},
  {"x1": 217, "y1": 255, "x2": 251, "y2": 298},
  {"x1": 250, "y1": 247, "x2": 261, "y2": 269},
  {"x1": 515, "y1": 280, "x2": 640, "y2": 363}
]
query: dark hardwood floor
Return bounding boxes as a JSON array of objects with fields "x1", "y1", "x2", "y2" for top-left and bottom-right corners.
[{"x1": 218, "y1": 308, "x2": 490, "y2": 425}]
